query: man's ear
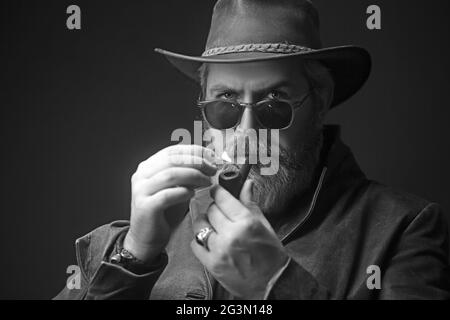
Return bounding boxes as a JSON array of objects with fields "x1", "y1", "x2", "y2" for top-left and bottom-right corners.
[{"x1": 316, "y1": 83, "x2": 334, "y2": 122}]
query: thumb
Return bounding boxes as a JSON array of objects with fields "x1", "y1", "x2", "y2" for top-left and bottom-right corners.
[
  {"x1": 240, "y1": 180, "x2": 273, "y2": 231},
  {"x1": 239, "y1": 179, "x2": 256, "y2": 207}
]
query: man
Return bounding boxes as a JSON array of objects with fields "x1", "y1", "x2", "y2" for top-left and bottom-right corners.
[{"x1": 56, "y1": 0, "x2": 450, "y2": 299}]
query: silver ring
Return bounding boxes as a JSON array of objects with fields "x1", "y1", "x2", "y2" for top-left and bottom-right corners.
[{"x1": 195, "y1": 227, "x2": 214, "y2": 250}]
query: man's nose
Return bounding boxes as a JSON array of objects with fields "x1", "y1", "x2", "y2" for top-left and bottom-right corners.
[{"x1": 237, "y1": 105, "x2": 258, "y2": 131}]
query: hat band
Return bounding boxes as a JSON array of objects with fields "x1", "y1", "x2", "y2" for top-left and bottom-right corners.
[{"x1": 201, "y1": 43, "x2": 315, "y2": 57}]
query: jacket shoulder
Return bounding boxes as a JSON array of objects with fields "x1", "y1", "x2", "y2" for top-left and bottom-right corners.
[{"x1": 362, "y1": 180, "x2": 444, "y2": 223}]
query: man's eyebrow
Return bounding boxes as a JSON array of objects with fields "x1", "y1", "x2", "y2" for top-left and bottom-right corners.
[
  {"x1": 262, "y1": 80, "x2": 295, "y2": 91},
  {"x1": 208, "y1": 84, "x2": 237, "y2": 93},
  {"x1": 208, "y1": 80, "x2": 295, "y2": 93}
]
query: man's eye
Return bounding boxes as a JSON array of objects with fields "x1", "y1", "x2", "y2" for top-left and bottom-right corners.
[
  {"x1": 218, "y1": 92, "x2": 235, "y2": 99},
  {"x1": 268, "y1": 90, "x2": 287, "y2": 100}
]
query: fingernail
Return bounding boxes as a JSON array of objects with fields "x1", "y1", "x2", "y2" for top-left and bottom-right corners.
[
  {"x1": 207, "y1": 160, "x2": 218, "y2": 170},
  {"x1": 204, "y1": 148, "x2": 216, "y2": 158}
]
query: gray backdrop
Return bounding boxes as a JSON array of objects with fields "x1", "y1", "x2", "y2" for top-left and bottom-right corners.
[{"x1": 1, "y1": 0, "x2": 449, "y2": 298}]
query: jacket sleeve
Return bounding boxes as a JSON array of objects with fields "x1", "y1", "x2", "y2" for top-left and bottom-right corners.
[
  {"x1": 379, "y1": 202, "x2": 450, "y2": 299},
  {"x1": 53, "y1": 221, "x2": 168, "y2": 300}
]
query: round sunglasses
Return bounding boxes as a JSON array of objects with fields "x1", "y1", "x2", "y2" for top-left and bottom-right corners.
[{"x1": 197, "y1": 90, "x2": 312, "y2": 130}]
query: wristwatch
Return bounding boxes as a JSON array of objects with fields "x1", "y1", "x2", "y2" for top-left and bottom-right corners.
[{"x1": 109, "y1": 232, "x2": 165, "y2": 274}]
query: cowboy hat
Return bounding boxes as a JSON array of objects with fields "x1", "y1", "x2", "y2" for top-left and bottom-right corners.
[{"x1": 155, "y1": 0, "x2": 371, "y2": 108}]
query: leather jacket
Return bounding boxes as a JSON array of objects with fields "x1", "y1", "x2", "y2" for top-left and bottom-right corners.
[{"x1": 55, "y1": 125, "x2": 450, "y2": 299}]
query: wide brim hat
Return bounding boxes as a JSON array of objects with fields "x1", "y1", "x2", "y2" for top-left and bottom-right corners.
[{"x1": 155, "y1": 0, "x2": 371, "y2": 108}]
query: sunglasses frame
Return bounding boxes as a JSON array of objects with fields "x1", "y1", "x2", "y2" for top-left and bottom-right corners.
[{"x1": 197, "y1": 89, "x2": 313, "y2": 130}]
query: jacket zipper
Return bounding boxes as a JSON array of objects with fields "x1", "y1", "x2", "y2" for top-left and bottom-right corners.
[{"x1": 281, "y1": 166, "x2": 327, "y2": 244}]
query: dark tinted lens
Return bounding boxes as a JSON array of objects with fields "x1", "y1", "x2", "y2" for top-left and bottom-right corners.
[
  {"x1": 203, "y1": 101, "x2": 242, "y2": 129},
  {"x1": 256, "y1": 101, "x2": 292, "y2": 129}
]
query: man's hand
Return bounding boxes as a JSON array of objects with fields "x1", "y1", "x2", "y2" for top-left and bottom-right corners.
[
  {"x1": 124, "y1": 145, "x2": 217, "y2": 264},
  {"x1": 191, "y1": 180, "x2": 289, "y2": 299}
]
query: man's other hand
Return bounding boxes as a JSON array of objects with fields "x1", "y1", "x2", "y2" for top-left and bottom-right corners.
[{"x1": 124, "y1": 145, "x2": 217, "y2": 264}]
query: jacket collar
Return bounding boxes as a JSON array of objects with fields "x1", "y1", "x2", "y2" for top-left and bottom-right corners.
[{"x1": 277, "y1": 124, "x2": 366, "y2": 244}]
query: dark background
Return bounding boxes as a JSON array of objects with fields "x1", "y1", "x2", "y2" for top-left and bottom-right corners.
[{"x1": 1, "y1": 0, "x2": 449, "y2": 299}]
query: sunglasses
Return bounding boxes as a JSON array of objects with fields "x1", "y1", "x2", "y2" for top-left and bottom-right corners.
[{"x1": 197, "y1": 90, "x2": 312, "y2": 130}]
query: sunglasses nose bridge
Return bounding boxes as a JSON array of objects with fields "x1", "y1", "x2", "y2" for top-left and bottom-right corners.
[{"x1": 236, "y1": 103, "x2": 259, "y2": 131}]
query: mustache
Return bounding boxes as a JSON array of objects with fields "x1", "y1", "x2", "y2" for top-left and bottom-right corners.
[{"x1": 221, "y1": 130, "x2": 279, "y2": 162}]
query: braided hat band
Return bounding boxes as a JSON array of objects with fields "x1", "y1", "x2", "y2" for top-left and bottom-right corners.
[{"x1": 201, "y1": 43, "x2": 315, "y2": 57}]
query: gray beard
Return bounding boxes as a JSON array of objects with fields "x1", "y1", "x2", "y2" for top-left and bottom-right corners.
[
  {"x1": 249, "y1": 128, "x2": 323, "y2": 219},
  {"x1": 203, "y1": 120, "x2": 324, "y2": 220}
]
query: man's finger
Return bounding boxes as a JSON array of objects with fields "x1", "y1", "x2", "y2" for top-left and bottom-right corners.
[
  {"x1": 239, "y1": 179, "x2": 255, "y2": 207},
  {"x1": 137, "y1": 167, "x2": 212, "y2": 196},
  {"x1": 210, "y1": 185, "x2": 250, "y2": 221},
  {"x1": 144, "y1": 186, "x2": 195, "y2": 211},
  {"x1": 207, "y1": 203, "x2": 232, "y2": 233},
  {"x1": 164, "y1": 144, "x2": 217, "y2": 163},
  {"x1": 192, "y1": 213, "x2": 211, "y2": 234},
  {"x1": 140, "y1": 155, "x2": 217, "y2": 178},
  {"x1": 168, "y1": 154, "x2": 218, "y2": 176},
  {"x1": 192, "y1": 213, "x2": 219, "y2": 251}
]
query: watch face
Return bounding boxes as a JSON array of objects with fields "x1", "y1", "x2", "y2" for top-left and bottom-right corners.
[
  {"x1": 120, "y1": 249, "x2": 135, "y2": 261},
  {"x1": 110, "y1": 253, "x2": 122, "y2": 264}
]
